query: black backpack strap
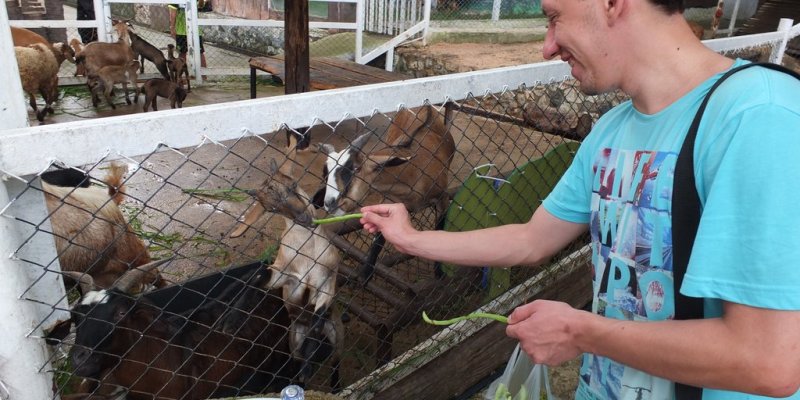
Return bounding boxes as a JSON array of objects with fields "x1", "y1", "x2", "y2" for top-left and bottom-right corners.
[{"x1": 672, "y1": 62, "x2": 800, "y2": 400}]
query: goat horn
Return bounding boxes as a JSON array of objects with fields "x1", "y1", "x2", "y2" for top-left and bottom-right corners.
[
  {"x1": 113, "y1": 257, "x2": 173, "y2": 294},
  {"x1": 62, "y1": 271, "x2": 97, "y2": 295}
]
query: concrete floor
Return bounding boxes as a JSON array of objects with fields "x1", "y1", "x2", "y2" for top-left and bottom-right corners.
[{"x1": 28, "y1": 77, "x2": 286, "y2": 126}]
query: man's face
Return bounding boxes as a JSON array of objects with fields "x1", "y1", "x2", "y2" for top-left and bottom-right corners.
[{"x1": 541, "y1": 0, "x2": 616, "y2": 95}]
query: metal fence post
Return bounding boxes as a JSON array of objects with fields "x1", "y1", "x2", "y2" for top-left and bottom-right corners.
[
  {"x1": 769, "y1": 18, "x2": 794, "y2": 64},
  {"x1": 0, "y1": 177, "x2": 68, "y2": 400},
  {"x1": 422, "y1": 0, "x2": 430, "y2": 46},
  {"x1": 187, "y1": 0, "x2": 202, "y2": 86},
  {"x1": 355, "y1": 0, "x2": 364, "y2": 63}
]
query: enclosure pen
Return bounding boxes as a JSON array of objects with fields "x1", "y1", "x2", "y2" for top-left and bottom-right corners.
[{"x1": 1, "y1": 4, "x2": 799, "y2": 397}]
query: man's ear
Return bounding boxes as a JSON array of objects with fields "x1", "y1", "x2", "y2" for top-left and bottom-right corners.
[{"x1": 605, "y1": 0, "x2": 627, "y2": 25}]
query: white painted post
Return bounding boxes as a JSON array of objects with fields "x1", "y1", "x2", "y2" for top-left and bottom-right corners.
[
  {"x1": 102, "y1": 0, "x2": 113, "y2": 41},
  {"x1": 422, "y1": 0, "x2": 431, "y2": 45},
  {"x1": 385, "y1": 45, "x2": 395, "y2": 72},
  {"x1": 769, "y1": 18, "x2": 793, "y2": 64},
  {"x1": 355, "y1": 0, "x2": 365, "y2": 63},
  {"x1": 95, "y1": 0, "x2": 108, "y2": 40},
  {"x1": 725, "y1": 0, "x2": 741, "y2": 37},
  {"x1": 186, "y1": 0, "x2": 202, "y2": 86},
  {"x1": 491, "y1": 0, "x2": 501, "y2": 21},
  {"x1": 0, "y1": 177, "x2": 67, "y2": 400},
  {"x1": 0, "y1": 0, "x2": 30, "y2": 130}
]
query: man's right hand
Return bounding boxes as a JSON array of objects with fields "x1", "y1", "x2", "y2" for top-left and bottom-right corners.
[{"x1": 360, "y1": 203, "x2": 418, "y2": 254}]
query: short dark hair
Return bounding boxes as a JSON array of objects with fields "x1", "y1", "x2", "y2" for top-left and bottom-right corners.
[{"x1": 650, "y1": 0, "x2": 684, "y2": 13}]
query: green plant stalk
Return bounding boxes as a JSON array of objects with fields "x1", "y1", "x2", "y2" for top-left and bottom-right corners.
[
  {"x1": 422, "y1": 310, "x2": 508, "y2": 325},
  {"x1": 182, "y1": 188, "x2": 250, "y2": 202},
  {"x1": 312, "y1": 213, "x2": 363, "y2": 225}
]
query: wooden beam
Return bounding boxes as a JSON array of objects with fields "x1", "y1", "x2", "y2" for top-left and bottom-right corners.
[{"x1": 284, "y1": 0, "x2": 310, "y2": 94}]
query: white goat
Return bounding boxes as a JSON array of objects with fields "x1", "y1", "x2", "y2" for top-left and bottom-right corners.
[
  {"x1": 42, "y1": 162, "x2": 165, "y2": 292},
  {"x1": 243, "y1": 136, "x2": 342, "y2": 383}
]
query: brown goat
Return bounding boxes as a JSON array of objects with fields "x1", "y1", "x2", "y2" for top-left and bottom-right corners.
[
  {"x1": 166, "y1": 43, "x2": 191, "y2": 93},
  {"x1": 141, "y1": 78, "x2": 187, "y2": 112},
  {"x1": 69, "y1": 38, "x2": 86, "y2": 76},
  {"x1": 11, "y1": 27, "x2": 75, "y2": 66},
  {"x1": 87, "y1": 60, "x2": 141, "y2": 109},
  {"x1": 128, "y1": 30, "x2": 171, "y2": 80},
  {"x1": 320, "y1": 104, "x2": 456, "y2": 216},
  {"x1": 75, "y1": 20, "x2": 134, "y2": 78},
  {"x1": 42, "y1": 163, "x2": 165, "y2": 292}
]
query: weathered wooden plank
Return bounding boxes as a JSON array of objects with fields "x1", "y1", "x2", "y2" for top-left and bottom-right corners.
[
  {"x1": 374, "y1": 260, "x2": 592, "y2": 400},
  {"x1": 249, "y1": 54, "x2": 407, "y2": 94}
]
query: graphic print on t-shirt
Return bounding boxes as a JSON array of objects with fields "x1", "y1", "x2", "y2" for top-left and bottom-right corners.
[{"x1": 578, "y1": 147, "x2": 677, "y2": 400}]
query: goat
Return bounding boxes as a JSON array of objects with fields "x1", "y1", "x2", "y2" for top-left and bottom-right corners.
[
  {"x1": 224, "y1": 134, "x2": 343, "y2": 389},
  {"x1": 141, "y1": 78, "x2": 187, "y2": 112},
  {"x1": 127, "y1": 30, "x2": 171, "y2": 80},
  {"x1": 318, "y1": 105, "x2": 456, "y2": 281},
  {"x1": 47, "y1": 261, "x2": 298, "y2": 400},
  {"x1": 15, "y1": 43, "x2": 59, "y2": 122},
  {"x1": 166, "y1": 43, "x2": 191, "y2": 93},
  {"x1": 75, "y1": 19, "x2": 134, "y2": 78},
  {"x1": 42, "y1": 163, "x2": 165, "y2": 292},
  {"x1": 87, "y1": 60, "x2": 141, "y2": 109},
  {"x1": 70, "y1": 38, "x2": 86, "y2": 76},
  {"x1": 11, "y1": 27, "x2": 75, "y2": 67}
]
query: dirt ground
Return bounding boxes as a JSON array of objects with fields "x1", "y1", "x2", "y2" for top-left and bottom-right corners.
[{"x1": 416, "y1": 41, "x2": 548, "y2": 70}]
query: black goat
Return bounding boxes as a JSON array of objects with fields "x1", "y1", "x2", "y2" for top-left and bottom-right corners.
[
  {"x1": 128, "y1": 31, "x2": 170, "y2": 80},
  {"x1": 48, "y1": 260, "x2": 299, "y2": 400}
]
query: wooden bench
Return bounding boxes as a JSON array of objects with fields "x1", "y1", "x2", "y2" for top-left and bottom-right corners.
[{"x1": 249, "y1": 55, "x2": 409, "y2": 98}]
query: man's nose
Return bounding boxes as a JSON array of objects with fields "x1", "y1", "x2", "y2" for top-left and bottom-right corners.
[{"x1": 542, "y1": 28, "x2": 559, "y2": 60}]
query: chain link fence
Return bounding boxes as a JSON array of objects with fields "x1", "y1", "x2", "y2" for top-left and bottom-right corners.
[
  {"x1": 3, "y1": 17, "x2": 798, "y2": 400},
  {"x1": 9, "y1": 75, "x2": 622, "y2": 398}
]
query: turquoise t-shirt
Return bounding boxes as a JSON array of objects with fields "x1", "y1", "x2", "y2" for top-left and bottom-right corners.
[{"x1": 543, "y1": 59, "x2": 800, "y2": 400}]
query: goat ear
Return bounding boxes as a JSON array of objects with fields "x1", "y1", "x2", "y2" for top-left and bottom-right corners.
[
  {"x1": 369, "y1": 151, "x2": 412, "y2": 169},
  {"x1": 287, "y1": 128, "x2": 311, "y2": 151},
  {"x1": 386, "y1": 106, "x2": 432, "y2": 147},
  {"x1": 317, "y1": 143, "x2": 335, "y2": 155}
]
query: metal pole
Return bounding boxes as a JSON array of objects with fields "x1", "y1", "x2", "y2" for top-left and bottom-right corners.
[
  {"x1": 355, "y1": 0, "x2": 364, "y2": 63},
  {"x1": 491, "y1": 0, "x2": 501, "y2": 21},
  {"x1": 0, "y1": 0, "x2": 29, "y2": 130},
  {"x1": 187, "y1": 0, "x2": 202, "y2": 86},
  {"x1": 422, "y1": 0, "x2": 431, "y2": 46},
  {"x1": 725, "y1": 0, "x2": 741, "y2": 37},
  {"x1": 95, "y1": 0, "x2": 108, "y2": 40},
  {"x1": 769, "y1": 18, "x2": 794, "y2": 64}
]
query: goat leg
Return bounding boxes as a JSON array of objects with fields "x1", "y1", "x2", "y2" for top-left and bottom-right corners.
[{"x1": 359, "y1": 233, "x2": 385, "y2": 284}]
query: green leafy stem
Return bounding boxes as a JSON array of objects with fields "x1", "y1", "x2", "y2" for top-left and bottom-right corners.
[
  {"x1": 422, "y1": 310, "x2": 509, "y2": 325},
  {"x1": 312, "y1": 213, "x2": 363, "y2": 225}
]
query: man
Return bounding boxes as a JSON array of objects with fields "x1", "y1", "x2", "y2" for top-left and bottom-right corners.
[
  {"x1": 168, "y1": 1, "x2": 207, "y2": 68},
  {"x1": 77, "y1": 0, "x2": 97, "y2": 43},
  {"x1": 360, "y1": 0, "x2": 800, "y2": 398}
]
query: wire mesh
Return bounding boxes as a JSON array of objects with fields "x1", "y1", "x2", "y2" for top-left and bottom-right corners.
[{"x1": 4, "y1": 79, "x2": 629, "y2": 398}]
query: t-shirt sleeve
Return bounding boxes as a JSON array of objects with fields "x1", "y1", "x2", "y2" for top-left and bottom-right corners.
[
  {"x1": 682, "y1": 104, "x2": 800, "y2": 310},
  {"x1": 542, "y1": 141, "x2": 592, "y2": 224}
]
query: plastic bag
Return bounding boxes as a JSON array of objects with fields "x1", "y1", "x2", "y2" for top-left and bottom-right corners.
[{"x1": 484, "y1": 344, "x2": 557, "y2": 400}]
